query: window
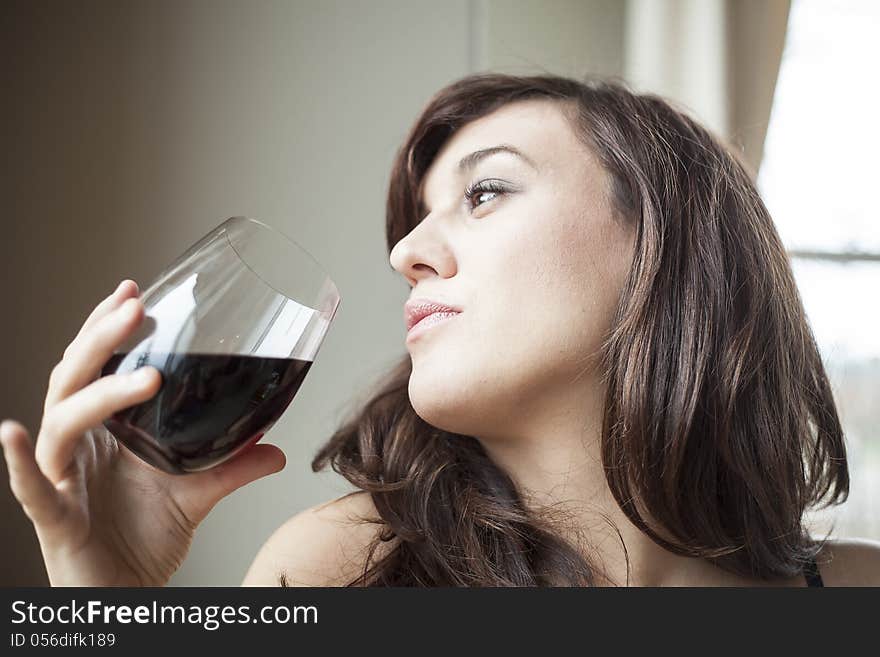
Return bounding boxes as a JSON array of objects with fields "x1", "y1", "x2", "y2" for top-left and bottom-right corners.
[{"x1": 758, "y1": 0, "x2": 880, "y2": 540}]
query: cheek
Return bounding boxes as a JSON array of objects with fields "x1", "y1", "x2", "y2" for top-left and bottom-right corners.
[
  {"x1": 408, "y1": 234, "x2": 619, "y2": 434},
  {"x1": 502, "y1": 222, "x2": 620, "y2": 372},
  {"x1": 406, "y1": 195, "x2": 633, "y2": 435}
]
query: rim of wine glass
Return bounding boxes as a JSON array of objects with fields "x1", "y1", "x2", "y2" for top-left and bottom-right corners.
[{"x1": 222, "y1": 216, "x2": 340, "y2": 311}]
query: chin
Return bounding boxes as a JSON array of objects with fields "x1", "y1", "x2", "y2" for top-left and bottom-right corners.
[
  {"x1": 408, "y1": 369, "x2": 458, "y2": 430},
  {"x1": 407, "y1": 363, "x2": 510, "y2": 438},
  {"x1": 406, "y1": 364, "x2": 474, "y2": 433}
]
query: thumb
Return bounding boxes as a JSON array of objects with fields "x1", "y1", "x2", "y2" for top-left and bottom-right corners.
[
  {"x1": 175, "y1": 436, "x2": 286, "y2": 522},
  {"x1": 1, "y1": 419, "x2": 64, "y2": 527}
]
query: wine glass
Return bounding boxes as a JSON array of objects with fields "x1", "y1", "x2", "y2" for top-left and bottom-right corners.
[{"x1": 100, "y1": 216, "x2": 340, "y2": 474}]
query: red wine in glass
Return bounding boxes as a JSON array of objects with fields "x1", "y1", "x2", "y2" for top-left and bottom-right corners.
[
  {"x1": 101, "y1": 352, "x2": 312, "y2": 473},
  {"x1": 100, "y1": 217, "x2": 339, "y2": 474}
]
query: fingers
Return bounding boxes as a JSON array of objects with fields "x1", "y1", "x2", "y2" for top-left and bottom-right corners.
[
  {"x1": 44, "y1": 280, "x2": 139, "y2": 415},
  {"x1": 36, "y1": 367, "x2": 162, "y2": 484},
  {"x1": 71, "y1": 280, "x2": 139, "y2": 349},
  {"x1": 1, "y1": 419, "x2": 64, "y2": 527},
  {"x1": 45, "y1": 296, "x2": 146, "y2": 413},
  {"x1": 180, "y1": 441, "x2": 286, "y2": 522}
]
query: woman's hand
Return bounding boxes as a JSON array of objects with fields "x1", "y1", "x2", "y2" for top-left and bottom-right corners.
[{"x1": 1, "y1": 280, "x2": 286, "y2": 586}]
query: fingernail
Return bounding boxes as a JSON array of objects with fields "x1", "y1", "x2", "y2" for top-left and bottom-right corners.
[
  {"x1": 0, "y1": 420, "x2": 17, "y2": 441},
  {"x1": 132, "y1": 367, "x2": 157, "y2": 385},
  {"x1": 115, "y1": 279, "x2": 139, "y2": 296}
]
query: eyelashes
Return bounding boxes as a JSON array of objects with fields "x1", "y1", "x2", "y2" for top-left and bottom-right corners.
[
  {"x1": 415, "y1": 178, "x2": 514, "y2": 221},
  {"x1": 463, "y1": 179, "x2": 511, "y2": 212}
]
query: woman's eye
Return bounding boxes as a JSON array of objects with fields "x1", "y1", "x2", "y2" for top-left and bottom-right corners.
[{"x1": 464, "y1": 180, "x2": 509, "y2": 212}]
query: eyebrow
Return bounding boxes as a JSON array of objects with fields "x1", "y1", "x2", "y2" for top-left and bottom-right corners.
[
  {"x1": 457, "y1": 144, "x2": 538, "y2": 172},
  {"x1": 416, "y1": 144, "x2": 537, "y2": 217}
]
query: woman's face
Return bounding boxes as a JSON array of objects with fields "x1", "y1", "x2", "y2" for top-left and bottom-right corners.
[{"x1": 390, "y1": 99, "x2": 635, "y2": 441}]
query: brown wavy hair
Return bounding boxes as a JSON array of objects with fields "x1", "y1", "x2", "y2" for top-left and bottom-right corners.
[{"x1": 309, "y1": 73, "x2": 849, "y2": 586}]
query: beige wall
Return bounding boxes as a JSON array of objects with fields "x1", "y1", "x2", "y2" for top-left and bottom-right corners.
[{"x1": 485, "y1": 0, "x2": 626, "y2": 78}]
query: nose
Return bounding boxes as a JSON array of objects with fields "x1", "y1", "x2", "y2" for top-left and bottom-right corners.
[{"x1": 389, "y1": 217, "x2": 457, "y2": 287}]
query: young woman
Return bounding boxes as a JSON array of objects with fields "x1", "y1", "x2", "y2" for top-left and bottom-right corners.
[{"x1": 3, "y1": 73, "x2": 878, "y2": 587}]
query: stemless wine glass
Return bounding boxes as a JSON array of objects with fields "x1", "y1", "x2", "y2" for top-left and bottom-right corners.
[{"x1": 100, "y1": 216, "x2": 340, "y2": 474}]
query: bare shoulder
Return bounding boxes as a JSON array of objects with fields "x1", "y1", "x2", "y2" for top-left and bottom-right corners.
[
  {"x1": 815, "y1": 538, "x2": 880, "y2": 587},
  {"x1": 242, "y1": 491, "x2": 396, "y2": 587}
]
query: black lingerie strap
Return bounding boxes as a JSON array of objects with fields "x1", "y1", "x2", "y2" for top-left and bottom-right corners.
[{"x1": 803, "y1": 557, "x2": 824, "y2": 587}]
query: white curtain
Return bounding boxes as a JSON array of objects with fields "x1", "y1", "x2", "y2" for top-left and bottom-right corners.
[{"x1": 624, "y1": 0, "x2": 791, "y2": 174}]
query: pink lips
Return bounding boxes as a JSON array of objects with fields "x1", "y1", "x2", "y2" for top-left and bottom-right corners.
[{"x1": 404, "y1": 299, "x2": 462, "y2": 340}]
